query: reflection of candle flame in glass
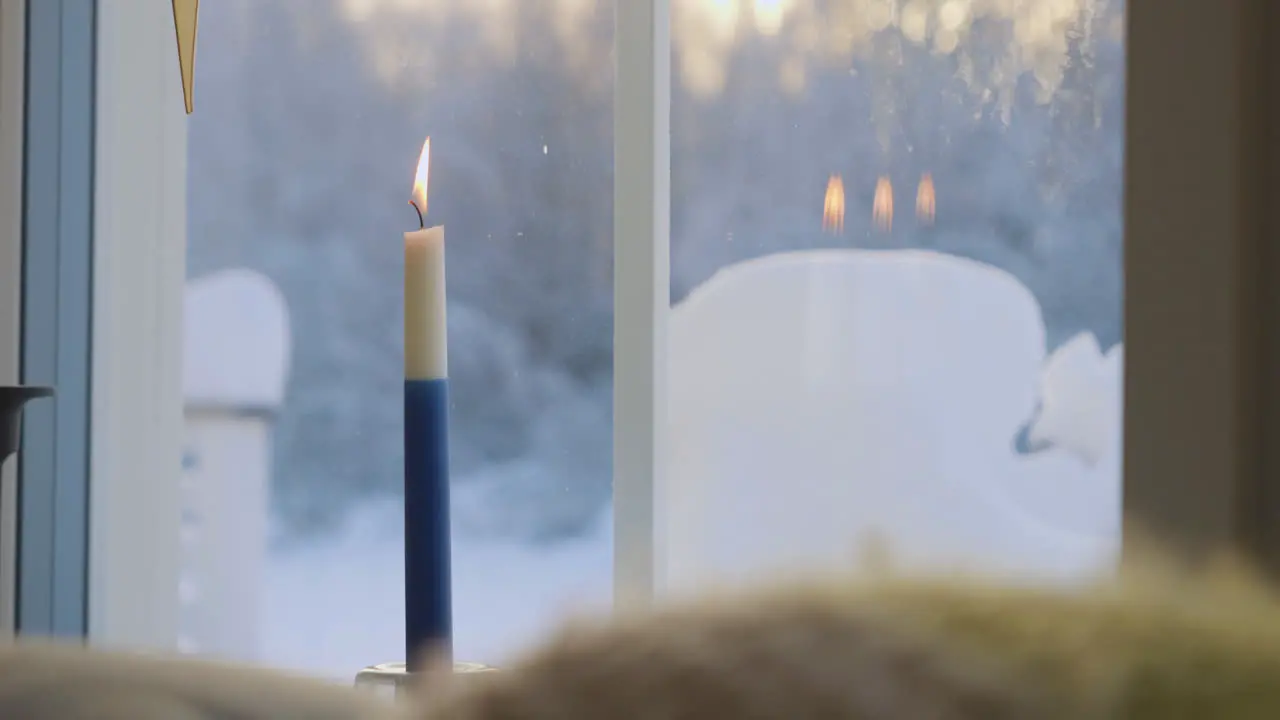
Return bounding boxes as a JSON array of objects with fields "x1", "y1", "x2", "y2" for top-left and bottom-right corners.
[
  {"x1": 823, "y1": 174, "x2": 845, "y2": 233},
  {"x1": 410, "y1": 136, "x2": 431, "y2": 218},
  {"x1": 916, "y1": 172, "x2": 935, "y2": 225},
  {"x1": 873, "y1": 176, "x2": 893, "y2": 232}
]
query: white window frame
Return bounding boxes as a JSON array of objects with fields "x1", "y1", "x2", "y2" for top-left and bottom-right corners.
[
  {"x1": 89, "y1": 0, "x2": 186, "y2": 650},
  {"x1": 613, "y1": 0, "x2": 670, "y2": 609},
  {"x1": 85, "y1": 0, "x2": 1280, "y2": 649}
]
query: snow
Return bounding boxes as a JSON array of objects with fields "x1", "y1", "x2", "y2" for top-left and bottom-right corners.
[
  {"x1": 1026, "y1": 333, "x2": 1124, "y2": 466},
  {"x1": 665, "y1": 249, "x2": 1120, "y2": 589},
  {"x1": 262, "y1": 495, "x2": 613, "y2": 680},
  {"x1": 253, "y1": 249, "x2": 1123, "y2": 680},
  {"x1": 185, "y1": 269, "x2": 291, "y2": 411}
]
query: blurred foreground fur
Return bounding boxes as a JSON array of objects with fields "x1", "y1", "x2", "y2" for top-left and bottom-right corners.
[
  {"x1": 417, "y1": 545, "x2": 1280, "y2": 720},
  {"x1": 5, "y1": 545, "x2": 1280, "y2": 719},
  {"x1": 0, "y1": 640, "x2": 395, "y2": 719}
]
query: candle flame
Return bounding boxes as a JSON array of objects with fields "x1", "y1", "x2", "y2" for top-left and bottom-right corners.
[
  {"x1": 916, "y1": 172, "x2": 935, "y2": 225},
  {"x1": 410, "y1": 136, "x2": 430, "y2": 220},
  {"x1": 822, "y1": 174, "x2": 845, "y2": 233},
  {"x1": 873, "y1": 176, "x2": 893, "y2": 232}
]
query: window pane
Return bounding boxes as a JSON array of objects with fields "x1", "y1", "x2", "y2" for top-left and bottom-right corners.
[
  {"x1": 666, "y1": 0, "x2": 1125, "y2": 588},
  {"x1": 184, "y1": 0, "x2": 613, "y2": 677}
]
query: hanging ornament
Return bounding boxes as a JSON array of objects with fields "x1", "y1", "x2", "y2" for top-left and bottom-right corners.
[{"x1": 172, "y1": 0, "x2": 199, "y2": 115}]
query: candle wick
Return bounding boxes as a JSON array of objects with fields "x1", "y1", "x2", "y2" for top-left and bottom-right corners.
[{"x1": 409, "y1": 200, "x2": 425, "y2": 230}]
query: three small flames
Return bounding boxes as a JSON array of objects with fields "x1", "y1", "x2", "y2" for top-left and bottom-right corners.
[{"x1": 822, "y1": 173, "x2": 936, "y2": 234}]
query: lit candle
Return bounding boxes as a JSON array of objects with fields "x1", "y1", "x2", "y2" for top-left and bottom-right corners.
[{"x1": 404, "y1": 136, "x2": 452, "y2": 669}]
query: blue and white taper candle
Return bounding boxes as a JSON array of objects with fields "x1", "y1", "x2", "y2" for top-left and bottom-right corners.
[{"x1": 404, "y1": 136, "x2": 452, "y2": 669}]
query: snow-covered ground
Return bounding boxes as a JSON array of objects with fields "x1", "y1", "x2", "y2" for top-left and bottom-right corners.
[
  {"x1": 248, "y1": 249, "x2": 1123, "y2": 681},
  {"x1": 665, "y1": 250, "x2": 1121, "y2": 591},
  {"x1": 261, "y1": 497, "x2": 613, "y2": 680}
]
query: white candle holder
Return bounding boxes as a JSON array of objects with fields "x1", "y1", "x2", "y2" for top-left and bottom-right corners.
[{"x1": 354, "y1": 661, "x2": 496, "y2": 701}]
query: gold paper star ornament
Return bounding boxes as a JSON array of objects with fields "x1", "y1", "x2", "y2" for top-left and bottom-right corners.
[{"x1": 172, "y1": 0, "x2": 199, "y2": 114}]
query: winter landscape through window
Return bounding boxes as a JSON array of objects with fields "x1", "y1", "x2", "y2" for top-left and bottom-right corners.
[{"x1": 181, "y1": 0, "x2": 1125, "y2": 677}]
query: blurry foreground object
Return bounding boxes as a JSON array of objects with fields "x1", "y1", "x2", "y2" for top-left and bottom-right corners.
[
  {"x1": 0, "y1": 640, "x2": 393, "y2": 719},
  {"x1": 4, "y1": 558, "x2": 1275, "y2": 719},
  {"x1": 419, "y1": 559, "x2": 1280, "y2": 720}
]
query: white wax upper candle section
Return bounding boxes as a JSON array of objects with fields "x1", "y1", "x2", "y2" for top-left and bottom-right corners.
[{"x1": 405, "y1": 225, "x2": 447, "y2": 380}]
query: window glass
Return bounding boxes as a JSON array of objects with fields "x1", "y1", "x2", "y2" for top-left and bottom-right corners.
[
  {"x1": 183, "y1": 0, "x2": 1125, "y2": 676},
  {"x1": 185, "y1": 0, "x2": 614, "y2": 677},
  {"x1": 665, "y1": 0, "x2": 1125, "y2": 589}
]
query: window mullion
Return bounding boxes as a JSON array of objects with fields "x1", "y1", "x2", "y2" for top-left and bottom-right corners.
[
  {"x1": 88, "y1": 0, "x2": 186, "y2": 650},
  {"x1": 613, "y1": 0, "x2": 671, "y2": 611}
]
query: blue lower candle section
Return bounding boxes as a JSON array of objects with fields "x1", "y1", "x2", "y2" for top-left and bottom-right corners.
[{"x1": 404, "y1": 378, "x2": 452, "y2": 670}]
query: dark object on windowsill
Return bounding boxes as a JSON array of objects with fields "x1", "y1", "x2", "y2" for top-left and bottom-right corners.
[{"x1": 0, "y1": 385, "x2": 54, "y2": 463}]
